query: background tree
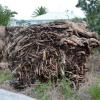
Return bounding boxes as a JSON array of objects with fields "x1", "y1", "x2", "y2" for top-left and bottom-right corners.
[
  {"x1": 71, "y1": 17, "x2": 85, "y2": 23},
  {"x1": 0, "y1": 4, "x2": 17, "y2": 26},
  {"x1": 33, "y1": 6, "x2": 47, "y2": 17},
  {"x1": 76, "y1": 0, "x2": 100, "y2": 34}
]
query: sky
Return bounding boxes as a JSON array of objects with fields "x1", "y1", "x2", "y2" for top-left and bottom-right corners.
[{"x1": 0, "y1": 0, "x2": 85, "y2": 19}]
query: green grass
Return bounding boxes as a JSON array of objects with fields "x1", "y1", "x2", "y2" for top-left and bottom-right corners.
[
  {"x1": 33, "y1": 79, "x2": 80, "y2": 100},
  {"x1": 0, "y1": 69, "x2": 12, "y2": 84},
  {"x1": 89, "y1": 85, "x2": 100, "y2": 100},
  {"x1": 33, "y1": 81, "x2": 52, "y2": 100},
  {"x1": 59, "y1": 78, "x2": 80, "y2": 100},
  {"x1": 88, "y1": 76, "x2": 100, "y2": 100},
  {"x1": 59, "y1": 79, "x2": 73, "y2": 99}
]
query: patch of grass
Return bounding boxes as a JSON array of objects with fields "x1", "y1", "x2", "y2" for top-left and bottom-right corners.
[
  {"x1": 95, "y1": 76, "x2": 100, "y2": 84},
  {"x1": 59, "y1": 79, "x2": 73, "y2": 99},
  {"x1": 33, "y1": 81, "x2": 52, "y2": 100},
  {"x1": 59, "y1": 78, "x2": 80, "y2": 100},
  {"x1": 33, "y1": 79, "x2": 80, "y2": 100},
  {"x1": 0, "y1": 69, "x2": 12, "y2": 84},
  {"x1": 89, "y1": 85, "x2": 100, "y2": 100}
]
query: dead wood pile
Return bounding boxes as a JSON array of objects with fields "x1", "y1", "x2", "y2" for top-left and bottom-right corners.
[
  {"x1": 0, "y1": 26, "x2": 6, "y2": 69},
  {"x1": 5, "y1": 21, "x2": 100, "y2": 89}
]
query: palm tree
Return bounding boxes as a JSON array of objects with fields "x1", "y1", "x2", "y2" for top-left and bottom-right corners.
[{"x1": 33, "y1": 6, "x2": 47, "y2": 17}]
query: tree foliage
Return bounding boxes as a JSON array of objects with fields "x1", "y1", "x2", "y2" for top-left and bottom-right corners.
[
  {"x1": 0, "y1": 5, "x2": 17, "y2": 26},
  {"x1": 76, "y1": 0, "x2": 100, "y2": 34},
  {"x1": 33, "y1": 6, "x2": 47, "y2": 17},
  {"x1": 71, "y1": 17, "x2": 85, "y2": 23}
]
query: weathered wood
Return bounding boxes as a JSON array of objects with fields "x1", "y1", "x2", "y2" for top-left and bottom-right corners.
[{"x1": 5, "y1": 21, "x2": 100, "y2": 89}]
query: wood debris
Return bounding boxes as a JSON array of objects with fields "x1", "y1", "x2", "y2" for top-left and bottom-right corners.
[{"x1": 5, "y1": 21, "x2": 100, "y2": 89}]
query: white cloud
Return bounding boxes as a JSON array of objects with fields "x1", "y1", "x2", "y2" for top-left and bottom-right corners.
[{"x1": 0, "y1": 0, "x2": 84, "y2": 19}]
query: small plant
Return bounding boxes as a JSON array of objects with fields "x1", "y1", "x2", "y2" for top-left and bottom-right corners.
[
  {"x1": 89, "y1": 85, "x2": 100, "y2": 100},
  {"x1": 0, "y1": 69, "x2": 12, "y2": 84}
]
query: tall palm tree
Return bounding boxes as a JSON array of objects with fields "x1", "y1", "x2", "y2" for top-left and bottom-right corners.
[{"x1": 33, "y1": 6, "x2": 47, "y2": 17}]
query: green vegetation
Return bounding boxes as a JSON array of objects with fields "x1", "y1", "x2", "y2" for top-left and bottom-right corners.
[
  {"x1": 0, "y1": 4, "x2": 17, "y2": 26},
  {"x1": 85, "y1": 76, "x2": 100, "y2": 100},
  {"x1": 33, "y1": 6, "x2": 47, "y2": 17},
  {"x1": 59, "y1": 79, "x2": 80, "y2": 100},
  {"x1": 33, "y1": 79, "x2": 80, "y2": 100},
  {"x1": 71, "y1": 17, "x2": 85, "y2": 23},
  {"x1": 33, "y1": 81, "x2": 51, "y2": 100},
  {"x1": 0, "y1": 69, "x2": 12, "y2": 84},
  {"x1": 76, "y1": 0, "x2": 100, "y2": 34},
  {"x1": 89, "y1": 85, "x2": 100, "y2": 100}
]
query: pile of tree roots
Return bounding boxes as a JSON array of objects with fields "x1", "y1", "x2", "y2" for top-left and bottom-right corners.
[
  {"x1": 0, "y1": 26, "x2": 8, "y2": 70},
  {"x1": 5, "y1": 21, "x2": 100, "y2": 89}
]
